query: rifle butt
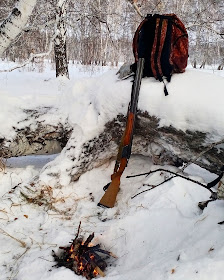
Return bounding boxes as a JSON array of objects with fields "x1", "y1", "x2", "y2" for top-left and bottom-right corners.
[{"x1": 98, "y1": 176, "x2": 120, "y2": 208}]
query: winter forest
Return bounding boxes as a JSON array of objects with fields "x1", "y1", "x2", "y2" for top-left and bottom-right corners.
[
  {"x1": 0, "y1": 0, "x2": 224, "y2": 280},
  {"x1": 1, "y1": 0, "x2": 224, "y2": 70}
]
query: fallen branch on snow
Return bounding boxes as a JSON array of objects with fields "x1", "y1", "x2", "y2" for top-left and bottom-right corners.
[{"x1": 128, "y1": 168, "x2": 223, "y2": 199}]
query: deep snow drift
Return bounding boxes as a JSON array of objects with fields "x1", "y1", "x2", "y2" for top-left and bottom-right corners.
[
  {"x1": 1, "y1": 64, "x2": 224, "y2": 142},
  {"x1": 0, "y1": 63, "x2": 224, "y2": 280}
]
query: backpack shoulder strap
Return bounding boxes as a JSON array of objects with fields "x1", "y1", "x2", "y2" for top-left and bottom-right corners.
[
  {"x1": 150, "y1": 15, "x2": 169, "y2": 81},
  {"x1": 133, "y1": 16, "x2": 150, "y2": 62}
]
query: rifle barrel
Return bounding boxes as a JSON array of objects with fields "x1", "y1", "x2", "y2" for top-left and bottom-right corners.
[
  {"x1": 130, "y1": 58, "x2": 145, "y2": 113},
  {"x1": 98, "y1": 58, "x2": 145, "y2": 208}
]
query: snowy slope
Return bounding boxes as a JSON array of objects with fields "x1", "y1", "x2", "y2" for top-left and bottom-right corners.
[
  {"x1": 0, "y1": 63, "x2": 224, "y2": 280},
  {"x1": 1, "y1": 156, "x2": 224, "y2": 280},
  {"x1": 1, "y1": 64, "x2": 224, "y2": 142}
]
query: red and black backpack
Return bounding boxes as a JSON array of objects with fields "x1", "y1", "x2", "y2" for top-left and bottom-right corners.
[{"x1": 132, "y1": 14, "x2": 188, "y2": 94}]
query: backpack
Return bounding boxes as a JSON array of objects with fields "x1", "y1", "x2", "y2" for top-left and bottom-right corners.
[{"x1": 132, "y1": 14, "x2": 188, "y2": 94}]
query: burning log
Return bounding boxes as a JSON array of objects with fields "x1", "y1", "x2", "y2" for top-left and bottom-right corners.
[{"x1": 53, "y1": 222, "x2": 116, "y2": 279}]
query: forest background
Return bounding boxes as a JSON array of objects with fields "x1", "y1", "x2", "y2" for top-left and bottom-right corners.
[{"x1": 0, "y1": 0, "x2": 223, "y2": 73}]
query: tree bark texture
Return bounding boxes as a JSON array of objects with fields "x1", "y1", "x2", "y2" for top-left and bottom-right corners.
[
  {"x1": 0, "y1": 0, "x2": 37, "y2": 56},
  {"x1": 54, "y1": 0, "x2": 69, "y2": 78}
]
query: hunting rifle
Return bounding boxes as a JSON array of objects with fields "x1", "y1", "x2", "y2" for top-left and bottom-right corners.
[{"x1": 98, "y1": 58, "x2": 145, "y2": 208}]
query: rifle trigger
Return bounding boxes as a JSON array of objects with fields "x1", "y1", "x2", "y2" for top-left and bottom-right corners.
[{"x1": 103, "y1": 182, "x2": 111, "y2": 191}]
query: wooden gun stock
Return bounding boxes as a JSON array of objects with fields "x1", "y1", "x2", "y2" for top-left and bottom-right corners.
[
  {"x1": 98, "y1": 174, "x2": 121, "y2": 208},
  {"x1": 98, "y1": 58, "x2": 145, "y2": 208}
]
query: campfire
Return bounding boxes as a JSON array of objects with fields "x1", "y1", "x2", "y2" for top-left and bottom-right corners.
[{"x1": 53, "y1": 222, "x2": 116, "y2": 279}]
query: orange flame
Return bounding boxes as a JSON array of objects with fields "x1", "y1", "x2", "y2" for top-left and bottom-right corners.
[
  {"x1": 93, "y1": 268, "x2": 99, "y2": 276},
  {"x1": 79, "y1": 262, "x2": 84, "y2": 271},
  {"x1": 90, "y1": 254, "x2": 95, "y2": 260},
  {"x1": 69, "y1": 245, "x2": 74, "y2": 253}
]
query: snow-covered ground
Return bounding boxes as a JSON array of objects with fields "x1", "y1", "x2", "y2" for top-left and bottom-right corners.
[{"x1": 0, "y1": 62, "x2": 224, "y2": 280}]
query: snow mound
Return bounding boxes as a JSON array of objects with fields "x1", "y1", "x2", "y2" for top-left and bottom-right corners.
[
  {"x1": 0, "y1": 66, "x2": 224, "y2": 280},
  {"x1": 0, "y1": 68, "x2": 224, "y2": 142}
]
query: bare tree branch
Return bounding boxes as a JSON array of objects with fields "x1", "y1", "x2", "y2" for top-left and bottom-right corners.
[
  {"x1": 181, "y1": 139, "x2": 224, "y2": 171},
  {"x1": 129, "y1": 168, "x2": 219, "y2": 199},
  {"x1": 127, "y1": 0, "x2": 144, "y2": 18},
  {"x1": 0, "y1": 39, "x2": 54, "y2": 73},
  {"x1": 187, "y1": 23, "x2": 224, "y2": 39}
]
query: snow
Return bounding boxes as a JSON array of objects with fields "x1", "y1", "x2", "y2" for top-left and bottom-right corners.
[
  {"x1": 0, "y1": 62, "x2": 224, "y2": 280},
  {"x1": 140, "y1": 70, "x2": 224, "y2": 137},
  {"x1": 1, "y1": 63, "x2": 224, "y2": 142}
]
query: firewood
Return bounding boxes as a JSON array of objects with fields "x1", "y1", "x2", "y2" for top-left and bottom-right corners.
[
  {"x1": 94, "y1": 266, "x2": 105, "y2": 277},
  {"x1": 53, "y1": 222, "x2": 115, "y2": 279}
]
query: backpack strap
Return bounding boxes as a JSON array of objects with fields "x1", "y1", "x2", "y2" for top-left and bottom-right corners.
[
  {"x1": 151, "y1": 15, "x2": 170, "y2": 96},
  {"x1": 133, "y1": 17, "x2": 149, "y2": 62},
  {"x1": 151, "y1": 15, "x2": 172, "y2": 82},
  {"x1": 151, "y1": 17, "x2": 168, "y2": 81}
]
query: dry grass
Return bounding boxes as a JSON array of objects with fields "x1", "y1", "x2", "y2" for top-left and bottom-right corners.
[
  {"x1": 0, "y1": 228, "x2": 26, "y2": 248},
  {"x1": 20, "y1": 184, "x2": 80, "y2": 217},
  {"x1": 0, "y1": 157, "x2": 6, "y2": 172}
]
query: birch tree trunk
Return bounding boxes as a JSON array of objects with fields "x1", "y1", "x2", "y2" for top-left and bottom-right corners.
[
  {"x1": 0, "y1": 0, "x2": 37, "y2": 56},
  {"x1": 54, "y1": 0, "x2": 69, "y2": 78}
]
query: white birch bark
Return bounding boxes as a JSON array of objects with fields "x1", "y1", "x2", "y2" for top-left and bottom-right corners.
[
  {"x1": 54, "y1": 0, "x2": 69, "y2": 78},
  {"x1": 0, "y1": 0, "x2": 37, "y2": 56}
]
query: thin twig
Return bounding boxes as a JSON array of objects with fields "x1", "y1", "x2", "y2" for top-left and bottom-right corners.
[
  {"x1": 128, "y1": 168, "x2": 217, "y2": 199},
  {"x1": 143, "y1": 176, "x2": 177, "y2": 188},
  {"x1": 127, "y1": 0, "x2": 144, "y2": 18},
  {"x1": 181, "y1": 139, "x2": 224, "y2": 171},
  {"x1": 132, "y1": 2, "x2": 144, "y2": 18},
  {"x1": 73, "y1": 221, "x2": 81, "y2": 244},
  {"x1": 76, "y1": 221, "x2": 81, "y2": 237},
  {"x1": 131, "y1": 176, "x2": 176, "y2": 199},
  {"x1": 0, "y1": 228, "x2": 26, "y2": 248},
  {"x1": 127, "y1": 168, "x2": 208, "y2": 188},
  {"x1": 0, "y1": 40, "x2": 54, "y2": 73},
  {"x1": 9, "y1": 246, "x2": 30, "y2": 280}
]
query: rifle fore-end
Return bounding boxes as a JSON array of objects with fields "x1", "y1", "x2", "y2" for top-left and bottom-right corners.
[
  {"x1": 114, "y1": 112, "x2": 135, "y2": 173},
  {"x1": 123, "y1": 112, "x2": 135, "y2": 145}
]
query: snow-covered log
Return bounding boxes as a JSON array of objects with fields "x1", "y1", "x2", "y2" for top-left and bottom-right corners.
[
  {"x1": 0, "y1": 0, "x2": 37, "y2": 56},
  {"x1": 0, "y1": 108, "x2": 72, "y2": 158},
  {"x1": 0, "y1": 69, "x2": 224, "y2": 184},
  {"x1": 62, "y1": 111, "x2": 224, "y2": 182},
  {"x1": 0, "y1": 108, "x2": 223, "y2": 177}
]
